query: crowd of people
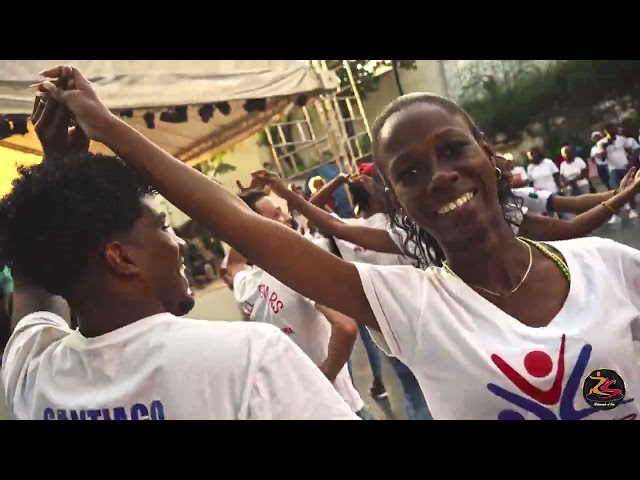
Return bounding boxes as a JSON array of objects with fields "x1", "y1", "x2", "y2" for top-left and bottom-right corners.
[
  {"x1": 511, "y1": 125, "x2": 640, "y2": 225},
  {"x1": 1, "y1": 65, "x2": 640, "y2": 420}
]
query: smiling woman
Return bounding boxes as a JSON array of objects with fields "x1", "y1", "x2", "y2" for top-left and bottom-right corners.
[{"x1": 0, "y1": 147, "x2": 42, "y2": 198}]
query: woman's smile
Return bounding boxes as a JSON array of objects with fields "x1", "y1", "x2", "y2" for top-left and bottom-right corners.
[{"x1": 436, "y1": 189, "x2": 477, "y2": 215}]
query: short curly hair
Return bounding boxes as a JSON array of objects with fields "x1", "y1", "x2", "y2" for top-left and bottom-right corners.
[{"x1": 0, "y1": 152, "x2": 154, "y2": 300}]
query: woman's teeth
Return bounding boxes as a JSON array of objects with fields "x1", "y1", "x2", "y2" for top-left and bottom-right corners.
[{"x1": 437, "y1": 191, "x2": 475, "y2": 214}]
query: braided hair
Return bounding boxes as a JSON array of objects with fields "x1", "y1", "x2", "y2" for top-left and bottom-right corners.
[{"x1": 370, "y1": 93, "x2": 523, "y2": 268}]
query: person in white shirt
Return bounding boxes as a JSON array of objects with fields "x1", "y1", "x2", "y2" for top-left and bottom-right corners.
[
  {"x1": 526, "y1": 147, "x2": 562, "y2": 194},
  {"x1": 595, "y1": 124, "x2": 640, "y2": 222},
  {"x1": 590, "y1": 131, "x2": 611, "y2": 190},
  {"x1": 42, "y1": 67, "x2": 640, "y2": 420},
  {"x1": 0, "y1": 73, "x2": 358, "y2": 421},
  {"x1": 269, "y1": 163, "x2": 432, "y2": 420},
  {"x1": 306, "y1": 172, "x2": 391, "y2": 400},
  {"x1": 225, "y1": 189, "x2": 373, "y2": 419},
  {"x1": 559, "y1": 146, "x2": 589, "y2": 196}
]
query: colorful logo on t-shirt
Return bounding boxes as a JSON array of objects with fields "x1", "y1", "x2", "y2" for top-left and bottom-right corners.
[
  {"x1": 486, "y1": 335, "x2": 634, "y2": 420},
  {"x1": 528, "y1": 192, "x2": 540, "y2": 200},
  {"x1": 583, "y1": 369, "x2": 626, "y2": 410}
]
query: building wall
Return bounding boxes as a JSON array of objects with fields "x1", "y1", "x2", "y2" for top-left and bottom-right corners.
[
  {"x1": 359, "y1": 60, "x2": 448, "y2": 129},
  {"x1": 154, "y1": 134, "x2": 274, "y2": 227}
]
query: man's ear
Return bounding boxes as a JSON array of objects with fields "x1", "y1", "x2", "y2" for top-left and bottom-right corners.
[{"x1": 103, "y1": 241, "x2": 141, "y2": 277}]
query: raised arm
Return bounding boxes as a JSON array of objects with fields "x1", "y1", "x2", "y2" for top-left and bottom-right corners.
[
  {"x1": 552, "y1": 167, "x2": 637, "y2": 214},
  {"x1": 309, "y1": 174, "x2": 347, "y2": 208},
  {"x1": 519, "y1": 169, "x2": 640, "y2": 241},
  {"x1": 39, "y1": 66, "x2": 378, "y2": 329},
  {"x1": 4, "y1": 76, "x2": 84, "y2": 329},
  {"x1": 257, "y1": 171, "x2": 404, "y2": 255}
]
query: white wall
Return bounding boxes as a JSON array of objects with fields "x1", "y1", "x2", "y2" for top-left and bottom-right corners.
[{"x1": 359, "y1": 61, "x2": 448, "y2": 129}]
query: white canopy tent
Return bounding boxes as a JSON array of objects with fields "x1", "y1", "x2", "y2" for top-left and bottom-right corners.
[{"x1": 0, "y1": 60, "x2": 339, "y2": 164}]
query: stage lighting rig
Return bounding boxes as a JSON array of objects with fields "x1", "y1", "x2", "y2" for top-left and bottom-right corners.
[
  {"x1": 11, "y1": 117, "x2": 28, "y2": 135},
  {"x1": 0, "y1": 117, "x2": 11, "y2": 139},
  {"x1": 215, "y1": 102, "x2": 231, "y2": 116},
  {"x1": 160, "y1": 106, "x2": 188, "y2": 123},
  {"x1": 143, "y1": 112, "x2": 156, "y2": 129},
  {"x1": 198, "y1": 104, "x2": 215, "y2": 123},
  {"x1": 243, "y1": 99, "x2": 267, "y2": 113}
]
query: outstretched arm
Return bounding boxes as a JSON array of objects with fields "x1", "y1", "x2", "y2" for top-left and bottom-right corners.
[
  {"x1": 552, "y1": 190, "x2": 615, "y2": 214},
  {"x1": 309, "y1": 174, "x2": 347, "y2": 208},
  {"x1": 260, "y1": 171, "x2": 404, "y2": 255},
  {"x1": 519, "y1": 169, "x2": 640, "y2": 241},
  {"x1": 39, "y1": 66, "x2": 378, "y2": 330}
]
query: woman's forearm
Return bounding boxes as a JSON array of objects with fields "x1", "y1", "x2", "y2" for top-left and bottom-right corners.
[
  {"x1": 552, "y1": 190, "x2": 615, "y2": 214},
  {"x1": 309, "y1": 176, "x2": 346, "y2": 207}
]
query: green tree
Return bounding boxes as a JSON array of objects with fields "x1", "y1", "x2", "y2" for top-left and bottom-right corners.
[
  {"x1": 194, "y1": 151, "x2": 236, "y2": 178},
  {"x1": 457, "y1": 60, "x2": 640, "y2": 145}
]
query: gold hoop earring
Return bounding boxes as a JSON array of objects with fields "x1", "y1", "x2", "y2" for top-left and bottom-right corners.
[{"x1": 495, "y1": 166, "x2": 502, "y2": 180}]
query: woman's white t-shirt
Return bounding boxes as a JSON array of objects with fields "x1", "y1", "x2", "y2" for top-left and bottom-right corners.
[
  {"x1": 233, "y1": 268, "x2": 364, "y2": 413},
  {"x1": 527, "y1": 159, "x2": 560, "y2": 193},
  {"x1": 355, "y1": 237, "x2": 640, "y2": 420},
  {"x1": 560, "y1": 157, "x2": 589, "y2": 187}
]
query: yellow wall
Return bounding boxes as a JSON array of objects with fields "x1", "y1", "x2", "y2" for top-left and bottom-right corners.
[{"x1": 0, "y1": 147, "x2": 43, "y2": 198}]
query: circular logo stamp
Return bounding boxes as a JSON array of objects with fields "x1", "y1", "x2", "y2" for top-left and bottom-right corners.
[{"x1": 583, "y1": 369, "x2": 626, "y2": 410}]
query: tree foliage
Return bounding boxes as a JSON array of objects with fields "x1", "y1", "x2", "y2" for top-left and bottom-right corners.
[
  {"x1": 458, "y1": 60, "x2": 640, "y2": 145},
  {"x1": 194, "y1": 151, "x2": 236, "y2": 178}
]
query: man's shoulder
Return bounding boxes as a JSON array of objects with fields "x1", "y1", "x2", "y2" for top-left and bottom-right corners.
[{"x1": 161, "y1": 318, "x2": 281, "y2": 361}]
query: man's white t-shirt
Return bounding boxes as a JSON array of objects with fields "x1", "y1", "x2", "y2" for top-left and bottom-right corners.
[
  {"x1": 560, "y1": 157, "x2": 589, "y2": 187},
  {"x1": 597, "y1": 136, "x2": 636, "y2": 170},
  {"x1": 355, "y1": 237, "x2": 640, "y2": 420},
  {"x1": 233, "y1": 268, "x2": 364, "y2": 413},
  {"x1": 527, "y1": 159, "x2": 559, "y2": 193},
  {"x1": 2, "y1": 313, "x2": 357, "y2": 420},
  {"x1": 334, "y1": 213, "x2": 414, "y2": 266}
]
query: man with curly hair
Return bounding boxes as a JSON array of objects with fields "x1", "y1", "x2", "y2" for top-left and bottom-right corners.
[{"x1": 0, "y1": 68, "x2": 357, "y2": 420}]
